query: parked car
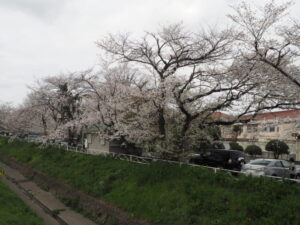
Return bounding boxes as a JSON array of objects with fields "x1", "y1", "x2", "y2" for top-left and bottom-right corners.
[
  {"x1": 290, "y1": 165, "x2": 300, "y2": 179},
  {"x1": 188, "y1": 149, "x2": 245, "y2": 170},
  {"x1": 241, "y1": 159, "x2": 293, "y2": 178}
]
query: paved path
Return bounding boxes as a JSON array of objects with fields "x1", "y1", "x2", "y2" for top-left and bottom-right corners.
[{"x1": 0, "y1": 162, "x2": 98, "y2": 225}]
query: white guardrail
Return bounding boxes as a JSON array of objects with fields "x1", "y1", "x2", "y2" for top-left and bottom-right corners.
[
  {"x1": 2, "y1": 136, "x2": 300, "y2": 184},
  {"x1": 35, "y1": 141, "x2": 300, "y2": 184}
]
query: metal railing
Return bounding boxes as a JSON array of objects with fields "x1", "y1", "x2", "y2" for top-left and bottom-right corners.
[
  {"x1": 3, "y1": 136, "x2": 300, "y2": 184},
  {"x1": 55, "y1": 145, "x2": 300, "y2": 183}
]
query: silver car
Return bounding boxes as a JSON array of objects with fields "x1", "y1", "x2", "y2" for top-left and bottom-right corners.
[{"x1": 241, "y1": 159, "x2": 292, "y2": 178}]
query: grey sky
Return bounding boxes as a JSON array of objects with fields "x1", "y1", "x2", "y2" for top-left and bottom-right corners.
[{"x1": 0, "y1": 0, "x2": 298, "y2": 105}]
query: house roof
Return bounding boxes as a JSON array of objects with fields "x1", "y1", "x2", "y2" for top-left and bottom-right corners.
[
  {"x1": 241, "y1": 109, "x2": 300, "y2": 121},
  {"x1": 209, "y1": 112, "x2": 231, "y2": 120}
]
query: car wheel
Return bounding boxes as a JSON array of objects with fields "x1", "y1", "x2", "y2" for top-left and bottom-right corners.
[{"x1": 236, "y1": 160, "x2": 245, "y2": 170}]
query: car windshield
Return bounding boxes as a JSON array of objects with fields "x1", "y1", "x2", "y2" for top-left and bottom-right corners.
[
  {"x1": 281, "y1": 161, "x2": 291, "y2": 168},
  {"x1": 249, "y1": 159, "x2": 272, "y2": 166},
  {"x1": 202, "y1": 151, "x2": 211, "y2": 157}
]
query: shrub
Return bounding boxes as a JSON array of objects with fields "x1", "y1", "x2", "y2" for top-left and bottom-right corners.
[
  {"x1": 265, "y1": 139, "x2": 289, "y2": 159},
  {"x1": 245, "y1": 145, "x2": 262, "y2": 156},
  {"x1": 198, "y1": 140, "x2": 213, "y2": 152},
  {"x1": 229, "y1": 142, "x2": 244, "y2": 151},
  {"x1": 212, "y1": 142, "x2": 225, "y2": 149}
]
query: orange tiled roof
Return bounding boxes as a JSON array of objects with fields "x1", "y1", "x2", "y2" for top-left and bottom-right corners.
[
  {"x1": 209, "y1": 112, "x2": 231, "y2": 120},
  {"x1": 241, "y1": 109, "x2": 300, "y2": 121}
]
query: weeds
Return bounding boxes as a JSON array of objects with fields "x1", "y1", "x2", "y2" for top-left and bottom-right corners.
[
  {"x1": 0, "y1": 136, "x2": 300, "y2": 225},
  {"x1": 0, "y1": 179, "x2": 44, "y2": 225}
]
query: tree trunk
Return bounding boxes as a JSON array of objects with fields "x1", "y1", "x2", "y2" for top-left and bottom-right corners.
[
  {"x1": 274, "y1": 151, "x2": 279, "y2": 159},
  {"x1": 41, "y1": 115, "x2": 48, "y2": 135},
  {"x1": 158, "y1": 107, "x2": 166, "y2": 139},
  {"x1": 68, "y1": 127, "x2": 77, "y2": 146},
  {"x1": 178, "y1": 115, "x2": 193, "y2": 153}
]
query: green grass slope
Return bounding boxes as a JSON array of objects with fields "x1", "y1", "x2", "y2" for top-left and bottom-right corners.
[
  {"x1": 0, "y1": 137, "x2": 300, "y2": 225},
  {"x1": 0, "y1": 179, "x2": 44, "y2": 225}
]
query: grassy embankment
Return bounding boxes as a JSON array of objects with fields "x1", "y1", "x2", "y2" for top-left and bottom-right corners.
[
  {"x1": 0, "y1": 137, "x2": 300, "y2": 225},
  {"x1": 0, "y1": 178, "x2": 44, "y2": 225}
]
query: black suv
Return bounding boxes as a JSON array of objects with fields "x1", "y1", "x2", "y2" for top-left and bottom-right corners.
[{"x1": 188, "y1": 149, "x2": 245, "y2": 170}]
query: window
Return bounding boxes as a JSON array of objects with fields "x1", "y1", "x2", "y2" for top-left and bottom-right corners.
[
  {"x1": 269, "y1": 126, "x2": 275, "y2": 132},
  {"x1": 281, "y1": 161, "x2": 291, "y2": 168},
  {"x1": 250, "y1": 159, "x2": 271, "y2": 166},
  {"x1": 247, "y1": 124, "x2": 258, "y2": 133},
  {"x1": 262, "y1": 125, "x2": 276, "y2": 133},
  {"x1": 274, "y1": 161, "x2": 283, "y2": 167},
  {"x1": 230, "y1": 151, "x2": 243, "y2": 158},
  {"x1": 202, "y1": 151, "x2": 211, "y2": 157}
]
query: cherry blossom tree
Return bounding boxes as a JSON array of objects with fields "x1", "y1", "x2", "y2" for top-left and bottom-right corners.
[
  {"x1": 0, "y1": 102, "x2": 14, "y2": 132},
  {"x1": 229, "y1": 0, "x2": 300, "y2": 90},
  {"x1": 28, "y1": 72, "x2": 89, "y2": 144},
  {"x1": 96, "y1": 24, "x2": 292, "y2": 154},
  {"x1": 0, "y1": 102, "x2": 36, "y2": 135},
  {"x1": 4, "y1": 0, "x2": 300, "y2": 157},
  {"x1": 98, "y1": 25, "x2": 227, "y2": 146},
  {"x1": 78, "y1": 64, "x2": 156, "y2": 147}
]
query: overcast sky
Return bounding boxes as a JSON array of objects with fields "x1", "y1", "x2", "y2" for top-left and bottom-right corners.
[{"x1": 1, "y1": 0, "x2": 299, "y2": 106}]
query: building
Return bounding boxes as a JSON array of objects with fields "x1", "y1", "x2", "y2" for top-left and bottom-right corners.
[
  {"x1": 85, "y1": 133, "x2": 110, "y2": 154},
  {"x1": 83, "y1": 125, "x2": 110, "y2": 154},
  {"x1": 220, "y1": 110, "x2": 300, "y2": 161},
  {"x1": 83, "y1": 125, "x2": 142, "y2": 156}
]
